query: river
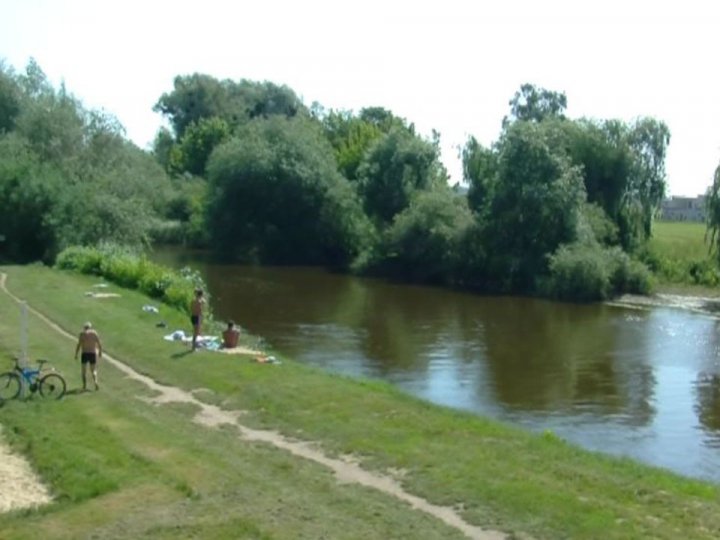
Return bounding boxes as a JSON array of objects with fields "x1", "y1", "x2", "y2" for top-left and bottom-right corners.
[{"x1": 153, "y1": 248, "x2": 720, "y2": 483}]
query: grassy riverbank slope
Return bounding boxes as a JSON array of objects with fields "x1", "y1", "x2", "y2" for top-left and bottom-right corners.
[{"x1": 1, "y1": 265, "x2": 719, "y2": 539}]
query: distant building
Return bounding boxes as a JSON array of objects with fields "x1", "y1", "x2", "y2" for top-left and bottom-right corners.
[{"x1": 660, "y1": 195, "x2": 706, "y2": 222}]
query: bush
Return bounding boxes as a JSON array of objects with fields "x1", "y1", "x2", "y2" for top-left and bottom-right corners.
[
  {"x1": 55, "y1": 245, "x2": 105, "y2": 275},
  {"x1": 54, "y1": 245, "x2": 207, "y2": 314},
  {"x1": 381, "y1": 189, "x2": 474, "y2": 284},
  {"x1": 640, "y1": 246, "x2": 720, "y2": 287},
  {"x1": 546, "y1": 242, "x2": 653, "y2": 302},
  {"x1": 608, "y1": 248, "x2": 654, "y2": 295},
  {"x1": 546, "y1": 243, "x2": 612, "y2": 301}
]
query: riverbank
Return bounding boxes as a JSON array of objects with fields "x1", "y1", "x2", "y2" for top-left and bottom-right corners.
[
  {"x1": 603, "y1": 269, "x2": 720, "y2": 319},
  {"x1": 1, "y1": 265, "x2": 719, "y2": 539}
]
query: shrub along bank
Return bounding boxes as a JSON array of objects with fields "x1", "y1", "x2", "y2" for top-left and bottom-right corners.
[{"x1": 55, "y1": 244, "x2": 209, "y2": 317}]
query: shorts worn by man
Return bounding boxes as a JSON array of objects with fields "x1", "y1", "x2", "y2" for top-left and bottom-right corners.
[{"x1": 75, "y1": 322, "x2": 103, "y2": 391}]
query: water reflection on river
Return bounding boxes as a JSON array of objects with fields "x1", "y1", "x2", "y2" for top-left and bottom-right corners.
[{"x1": 153, "y1": 249, "x2": 720, "y2": 483}]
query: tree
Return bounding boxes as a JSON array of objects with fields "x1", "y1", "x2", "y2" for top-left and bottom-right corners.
[
  {"x1": 0, "y1": 135, "x2": 60, "y2": 262},
  {"x1": 482, "y1": 121, "x2": 586, "y2": 292},
  {"x1": 152, "y1": 127, "x2": 176, "y2": 171},
  {"x1": 705, "y1": 162, "x2": 720, "y2": 260},
  {"x1": 626, "y1": 117, "x2": 670, "y2": 239},
  {"x1": 154, "y1": 74, "x2": 307, "y2": 140},
  {"x1": 243, "y1": 81, "x2": 304, "y2": 119},
  {"x1": 50, "y1": 125, "x2": 173, "y2": 250},
  {"x1": 320, "y1": 107, "x2": 411, "y2": 182},
  {"x1": 0, "y1": 62, "x2": 21, "y2": 133},
  {"x1": 153, "y1": 74, "x2": 244, "y2": 139},
  {"x1": 0, "y1": 59, "x2": 175, "y2": 263},
  {"x1": 512, "y1": 116, "x2": 668, "y2": 252},
  {"x1": 172, "y1": 116, "x2": 231, "y2": 176},
  {"x1": 383, "y1": 188, "x2": 474, "y2": 284},
  {"x1": 359, "y1": 106, "x2": 410, "y2": 133},
  {"x1": 320, "y1": 110, "x2": 383, "y2": 181},
  {"x1": 503, "y1": 83, "x2": 567, "y2": 127},
  {"x1": 356, "y1": 129, "x2": 445, "y2": 225},
  {"x1": 461, "y1": 136, "x2": 498, "y2": 213},
  {"x1": 557, "y1": 119, "x2": 632, "y2": 228},
  {"x1": 15, "y1": 82, "x2": 85, "y2": 164},
  {"x1": 206, "y1": 116, "x2": 371, "y2": 266}
]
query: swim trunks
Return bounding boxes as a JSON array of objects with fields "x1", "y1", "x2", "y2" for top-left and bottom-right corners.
[
  {"x1": 81, "y1": 352, "x2": 97, "y2": 364},
  {"x1": 191, "y1": 315, "x2": 200, "y2": 326}
]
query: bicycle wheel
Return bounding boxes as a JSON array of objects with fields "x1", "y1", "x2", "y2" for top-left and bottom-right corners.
[
  {"x1": 39, "y1": 373, "x2": 66, "y2": 399},
  {"x1": 0, "y1": 372, "x2": 21, "y2": 400}
]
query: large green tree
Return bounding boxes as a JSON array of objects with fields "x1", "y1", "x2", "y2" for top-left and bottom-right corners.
[
  {"x1": 320, "y1": 109, "x2": 383, "y2": 181},
  {"x1": 0, "y1": 135, "x2": 60, "y2": 262},
  {"x1": 462, "y1": 136, "x2": 498, "y2": 214},
  {"x1": 482, "y1": 121, "x2": 587, "y2": 292},
  {"x1": 625, "y1": 117, "x2": 670, "y2": 240},
  {"x1": 356, "y1": 128, "x2": 446, "y2": 225},
  {"x1": 319, "y1": 106, "x2": 410, "y2": 182},
  {"x1": 0, "y1": 59, "x2": 173, "y2": 262},
  {"x1": 153, "y1": 74, "x2": 246, "y2": 139},
  {"x1": 382, "y1": 188, "x2": 474, "y2": 284},
  {"x1": 206, "y1": 116, "x2": 371, "y2": 266},
  {"x1": 154, "y1": 74, "x2": 307, "y2": 177},
  {"x1": 502, "y1": 83, "x2": 567, "y2": 127},
  {"x1": 169, "y1": 116, "x2": 231, "y2": 176}
]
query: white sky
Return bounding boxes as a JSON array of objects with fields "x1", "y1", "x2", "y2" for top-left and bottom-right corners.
[{"x1": 1, "y1": 0, "x2": 719, "y2": 196}]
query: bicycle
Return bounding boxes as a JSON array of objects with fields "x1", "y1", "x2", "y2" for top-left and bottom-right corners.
[{"x1": 0, "y1": 357, "x2": 67, "y2": 401}]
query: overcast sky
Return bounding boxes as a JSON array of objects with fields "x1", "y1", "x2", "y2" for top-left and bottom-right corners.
[{"x1": 2, "y1": 0, "x2": 719, "y2": 196}]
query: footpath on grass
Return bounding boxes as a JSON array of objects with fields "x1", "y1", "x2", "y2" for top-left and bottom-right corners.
[{"x1": 0, "y1": 272, "x2": 505, "y2": 540}]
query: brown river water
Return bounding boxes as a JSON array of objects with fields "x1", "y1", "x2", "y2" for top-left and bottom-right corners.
[{"x1": 153, "y1": 248, "x2": 720, "y2": 483}]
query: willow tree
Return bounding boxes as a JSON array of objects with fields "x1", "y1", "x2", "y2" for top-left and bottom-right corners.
[{"x1": 705, "y1": 162, "x2": 720, "y2": 259}]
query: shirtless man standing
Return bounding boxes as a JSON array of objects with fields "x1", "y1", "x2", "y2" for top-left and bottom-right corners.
[
  {"x1": 190, "y1": 289, "x2": 206, "y2": 351},
  {"x1": 74, "y1": 322, "x2": 103, "y2": 391}
]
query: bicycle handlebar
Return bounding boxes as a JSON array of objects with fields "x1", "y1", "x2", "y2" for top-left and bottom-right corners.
[{"x1": 12, "y1": 356, "x2": 51, "y2": 369}]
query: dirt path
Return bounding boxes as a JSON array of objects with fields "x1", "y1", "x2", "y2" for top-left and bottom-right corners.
[{"x1": 0, "y1": 273, "x2": 506, "y2": 540}]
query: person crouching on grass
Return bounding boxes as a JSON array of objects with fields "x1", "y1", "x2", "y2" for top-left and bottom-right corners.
[{"x1": 75, "y1": 321, "x2": 103, "y2": 391}]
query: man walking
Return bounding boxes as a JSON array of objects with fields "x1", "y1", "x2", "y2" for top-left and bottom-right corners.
[{"x1": 75, "y1": 322, "x2": 103, "y2": 390}]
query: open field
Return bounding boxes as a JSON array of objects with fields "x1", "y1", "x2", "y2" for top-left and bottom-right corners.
[
  {"x1": 650, "y1": 222, "x2": 711, "y2": 260},
  {"x1": 1, "y1": 265, "x2": 719, "y2": 539},
  {"x1": 647, "y1": 221, "x2": 720, "y2": 291}
]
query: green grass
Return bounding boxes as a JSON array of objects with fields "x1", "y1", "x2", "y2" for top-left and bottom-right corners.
[
  {"x1": 1, "y1": 264, "x2": 720, "y2": 539},
  {"x1": 647, "y1": 221, "x2": 720, "y2": 290},
  {"x1": 651, "y1": 222, "x2": 711, "y2": 260}
]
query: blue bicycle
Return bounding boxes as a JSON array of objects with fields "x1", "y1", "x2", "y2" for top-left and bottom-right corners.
[{"x1": 0, "y1": 357, "x2": 66, "y2": 401}]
